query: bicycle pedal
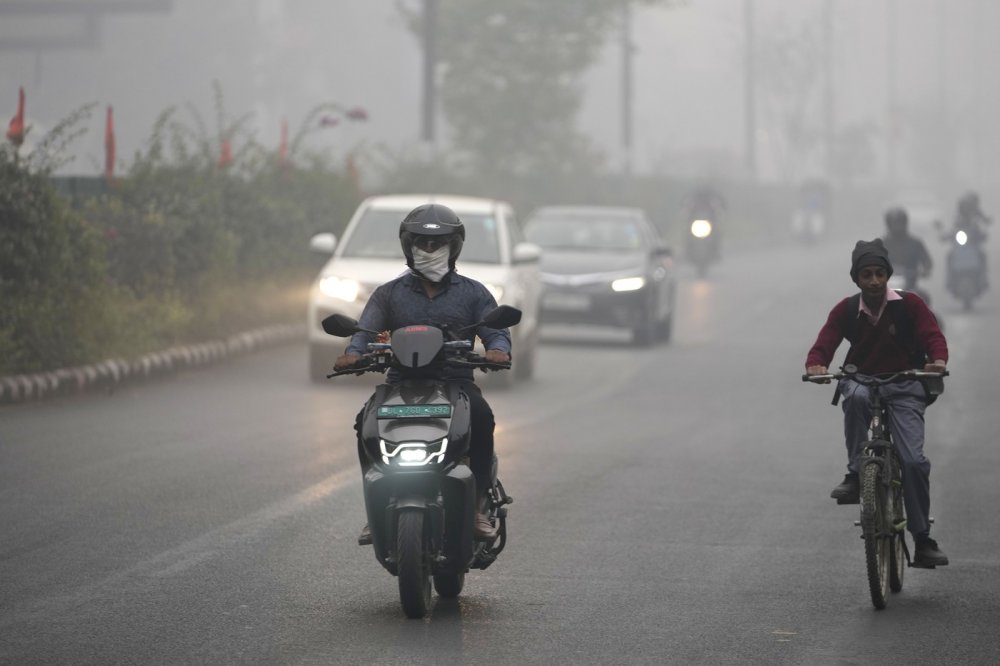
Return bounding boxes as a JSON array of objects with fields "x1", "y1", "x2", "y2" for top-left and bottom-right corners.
[
  {"x1": 910, "y1": 562, "x2": 936, "y2": 569},
  {"x1": 836, "y1": 496, "x2": 860, "y2": 505}
]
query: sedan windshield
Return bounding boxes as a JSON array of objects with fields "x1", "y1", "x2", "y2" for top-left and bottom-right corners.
[
  {"x1": 340, "y1": 209, "x2": 501, "y2": 263},
  {"x1": 525, "y1": 216, "x2": 643, "y2": 251}
]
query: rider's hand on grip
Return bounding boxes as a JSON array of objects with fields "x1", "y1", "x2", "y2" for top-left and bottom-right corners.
[
  {"x1": 334, "y1": 353, "x2": 361, "y2": 371},
  {"x1": 805, "y1": 365, "x2": 831, "y2": 383},
  {"x1": 484, "y1": 349, "x2": 511, "y2": 372}
]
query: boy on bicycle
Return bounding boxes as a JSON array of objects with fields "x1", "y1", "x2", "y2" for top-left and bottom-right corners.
[{"x1": 805, "y1": 238, "x2": 950, "y2": 567}]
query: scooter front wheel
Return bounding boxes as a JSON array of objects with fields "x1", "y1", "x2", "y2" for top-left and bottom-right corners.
[
  {"x1": 397, "y1": 509, "x2": 432, "y2": 618},
  {"x1": 433, "y1": 572, "x2": 465, "y2": 598}
]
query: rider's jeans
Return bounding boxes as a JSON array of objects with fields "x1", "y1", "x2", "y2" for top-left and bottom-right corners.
[{"x1": 840, "y1": 378, "x2": 933, "y2": 539}]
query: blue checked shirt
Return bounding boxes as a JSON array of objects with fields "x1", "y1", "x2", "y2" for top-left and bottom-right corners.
[{"x1": 344, "y1": 270, "x2": 512, "y2": 382}]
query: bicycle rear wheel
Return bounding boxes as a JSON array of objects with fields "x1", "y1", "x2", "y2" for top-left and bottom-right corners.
[{"x1": 861, "y1": 462, "x2": 890, "y2": 609}]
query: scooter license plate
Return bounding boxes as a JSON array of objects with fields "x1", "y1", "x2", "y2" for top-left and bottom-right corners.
[{"x1": 377, "y1": 404, "x2": 452, "y2": 418}]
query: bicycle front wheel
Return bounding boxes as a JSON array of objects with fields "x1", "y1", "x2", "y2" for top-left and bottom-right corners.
[
  {"x1": 861, "y1": 462, "x2": 890, "y2": 609},
  {"x1": 888, "y1": 469, "x2": 907, "y2": 593}
]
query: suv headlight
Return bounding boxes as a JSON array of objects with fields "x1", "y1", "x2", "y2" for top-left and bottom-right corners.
[
  {"x1": 482, "y1": 282, "x2": 504, "y2": 302},
  {"x1": 319, "y1": 276, "x2": 360, "y2": 302},
  {"x1": 380, "y1": 438, "x2": 449, "y2": 466}
]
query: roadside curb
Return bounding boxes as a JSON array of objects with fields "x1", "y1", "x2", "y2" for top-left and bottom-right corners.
[{"x1": 0, "y1": 322, "x2": 306, "y2": 406}]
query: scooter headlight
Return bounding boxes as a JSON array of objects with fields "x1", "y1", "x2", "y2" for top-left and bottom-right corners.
[
  {"x1": 955, "y1": 230, "x2": 968, "y2": 246},
  {"x1": 690, "y1": 219, "x2": 713, "y2": 238},
  {"x1": 380, "y1": 438, "x2": 449, "y2": 466}
]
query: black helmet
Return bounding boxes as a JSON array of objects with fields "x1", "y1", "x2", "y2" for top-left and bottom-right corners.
[
  {"x1": 884, "y1": 206, "x2": 908, "y2": 234},
  {"x1": 399, "y1": 203, "x2": 465, "y2": 270},
  {"x1": 958, "y1": 191, "x2": 980, "y2": 217}
]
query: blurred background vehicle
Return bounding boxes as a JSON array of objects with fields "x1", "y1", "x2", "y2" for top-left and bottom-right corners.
[
  {"x1": 307, "y1": 194, "x2": 542, "y2": 384},
  {"x1": 523, "y1": 205, "x2": 677, "y2": 347},
  {"x1": 790, "y1": 179, "x2": 830, "y2": 244}
]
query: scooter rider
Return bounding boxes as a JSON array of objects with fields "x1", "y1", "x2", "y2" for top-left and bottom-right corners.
[
  {"x1": 948, "y1": 190, "x2": 991, "y2": 288},
  {"x1": 804, "y1": 239, "x2": 950, "y2": 567},
  {"x1": 881, "y1": 207, "x2": 933, "y2": 291},
  {"x1": 333, "y1": 203, "x2": 511, "y2": 543}
]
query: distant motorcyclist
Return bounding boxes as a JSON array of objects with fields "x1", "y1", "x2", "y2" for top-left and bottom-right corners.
[
  {"x1": 945, "y1": 191, "x2": 990, "y2": 290},
  {"x1": 881, "y1": 207, "x2": 932, "y2": 292},
  {"x1": 333, "y1": 203, "x2": 510, "y2": 543},
  {"x1": 952, "y1": 191, "x2": 991, "y2": 241}
]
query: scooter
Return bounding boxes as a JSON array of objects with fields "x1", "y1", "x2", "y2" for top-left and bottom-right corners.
[
  {"x1": 944, "y1": 229, "x2": 987, "y2": 310},
  {"x1": 321, "y1": 305, "x2": 520, "y2": 618}
]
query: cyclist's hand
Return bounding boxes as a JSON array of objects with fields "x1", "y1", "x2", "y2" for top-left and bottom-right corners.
[
  {"x1": 334, "y1": 353, "x2": 361, "y2": 371},
  {"x1": 806, "y1": 365, "x2": 830, "y2": 383},
  {"x1": 485, "y1": 349, "x2": 510, "y2": 367},
  {"x1": 924, "y1": 359, "x2": 947, "y2": 373}
]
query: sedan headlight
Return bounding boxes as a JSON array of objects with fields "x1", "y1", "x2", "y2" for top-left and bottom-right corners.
[
  {"x1": 611, "y1": 276, "x2": 646, "y2": 292},
  {"x1": 380, "y1": 438, "x2": 449, "y2": 466},
  {"x1": 319, "y1": 276, "x2": 360, "y2": 302}
]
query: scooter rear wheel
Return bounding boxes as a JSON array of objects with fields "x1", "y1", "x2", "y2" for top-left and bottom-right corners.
[{"x1": 397, "y1": 509, "x2": 431, "y2": 618}]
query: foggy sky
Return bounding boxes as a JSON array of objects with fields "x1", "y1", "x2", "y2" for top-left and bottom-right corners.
[{"x1": 2, "y1": 0, "x2": 997, "y2": 192}]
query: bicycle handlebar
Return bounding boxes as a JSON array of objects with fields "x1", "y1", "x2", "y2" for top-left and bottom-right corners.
[{"x1": 802, "y1": 368, "x2": 949, "y2": 384}]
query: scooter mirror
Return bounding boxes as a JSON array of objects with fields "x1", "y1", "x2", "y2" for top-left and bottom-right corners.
[
  {"x1": 481, "y1": 305, "x2": 522, "y2": 329},
  {"x1": 322, "y1": 313, "x2": 376, "y2": 337}
]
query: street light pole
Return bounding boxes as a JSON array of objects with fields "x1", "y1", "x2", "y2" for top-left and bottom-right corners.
[
  {"x1": 621, "y1": 0, "x2": 634, "y2": 178},
  {"x1": 744, "y1": 0, "x2": 757, "y2": 181},
  {"x1": 421, "y1": 0, "x2": 438, "y2": 145}
]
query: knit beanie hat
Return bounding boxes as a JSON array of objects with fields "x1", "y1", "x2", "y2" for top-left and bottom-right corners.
[{"x1": 850, "y1": 238, "x2": 893, "y2": 283}]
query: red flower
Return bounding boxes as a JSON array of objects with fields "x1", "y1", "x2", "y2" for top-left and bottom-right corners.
[
  {"x1": 6, "y1": 86, "x2": 26, "y2": 147},
  {"x1": 217, "y1": 137, "x2": 233, "y2": 169},
  {"x1": 278, "y1": 117, "x2": 289, "y2": 165},
  {"x1": 104, "y1": 105, "x2": 116, "y2": 183},
  {"x1": 319, "y1": 115, "x2": 340, "y2": 128},
  {"x1": 345, "y1": 106, "x2": 369, "y2": 121}
]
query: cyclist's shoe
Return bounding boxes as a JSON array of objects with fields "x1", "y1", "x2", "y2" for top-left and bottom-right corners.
[
  {"x1": 358, "y1": 523, "x2": 372, "y2": 546},
  {"x1": 913, "y1": 537, "x2": 949, "y2": 568},
  {"x1": 831, "y1": 473, "x2": 860, "y2": 504}
]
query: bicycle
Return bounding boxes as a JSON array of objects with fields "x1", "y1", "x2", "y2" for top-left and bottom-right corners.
[{"x1": 803, "y1": 364, "x2": 947, "y2": 609}]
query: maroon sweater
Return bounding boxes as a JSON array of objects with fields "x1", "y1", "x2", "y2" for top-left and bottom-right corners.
[{"x1": 805, "y1": 291, "x2": 948, "y2": 374}]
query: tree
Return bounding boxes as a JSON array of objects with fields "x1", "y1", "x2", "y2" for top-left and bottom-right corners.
[{"x1": 401, "y1": 0, "x2": 670, "y2": 179}]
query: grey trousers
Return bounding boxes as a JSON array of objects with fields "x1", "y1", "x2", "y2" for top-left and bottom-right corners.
[{"x1": 840, "y1": 378, "x2": 933, "y2": 540}]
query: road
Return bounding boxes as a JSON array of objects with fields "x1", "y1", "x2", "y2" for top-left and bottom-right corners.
[{"x1": 3, "y1": 239, "x2": 1000, "y2": 665}]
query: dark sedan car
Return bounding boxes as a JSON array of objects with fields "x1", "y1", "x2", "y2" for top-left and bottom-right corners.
[{"x1": 523, "y1": 206, "x2": 677, "y2": 346}]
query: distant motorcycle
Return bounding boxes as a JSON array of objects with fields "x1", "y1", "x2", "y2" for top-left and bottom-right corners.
[
  {"x1": 887, "y1": 269, "x2": 932, "y2": 307},
  {"x1": 944, "y1": 229, "x2": 987, "y2": 310},
  {"x1": 790, "y1": 207, "x2": 826, "y2": 244},
  {"x1": 686, "y1": 215, "x2": 719, "y2": 277},
  {"x1": 322, "y1": 305, "x2": 520, "y2": 619}
]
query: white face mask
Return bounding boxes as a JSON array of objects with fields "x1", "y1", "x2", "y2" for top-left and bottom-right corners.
[{"x1": 412, "y1": 246, "x2": 451, "y2": 282}]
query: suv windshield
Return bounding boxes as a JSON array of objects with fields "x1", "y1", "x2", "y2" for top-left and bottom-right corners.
[
  {"x1": 525, "y1": 215, "x2": 643, "y2": 251},
  {"x1": 340, "y1": 209, "x2": 501, "y2": 263}
]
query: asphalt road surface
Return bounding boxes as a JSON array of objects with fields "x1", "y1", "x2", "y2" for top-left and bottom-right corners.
[{"x1": 3, "y1": 238, "x2": 1000, "y2": 665}]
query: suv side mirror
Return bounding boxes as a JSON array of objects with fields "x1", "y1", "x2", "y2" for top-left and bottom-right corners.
[
  {"x1": 512, "y1": 242, "x2": 542, "y2": 264},
  {"x1": 309, "y1": 232, "x2": 338, "y2": 255}
]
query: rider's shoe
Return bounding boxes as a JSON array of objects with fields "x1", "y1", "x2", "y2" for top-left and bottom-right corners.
[
  {"x1": 358, "y1": 523, "x2": 372, "y2": 546},
  {"x1": 474, "y1": 511, "x2": 498, "y2": 541},
  {"x1": 830, "y1": 473, "x2": 860, "y2": 504},
  {"x1": 913, "y1": 536, "x2": 949, "y2": 568}
]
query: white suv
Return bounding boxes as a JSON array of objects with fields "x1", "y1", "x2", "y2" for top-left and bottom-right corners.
[{"x1": 307, "y1": 194, "x2": 542, "y2": 385}]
